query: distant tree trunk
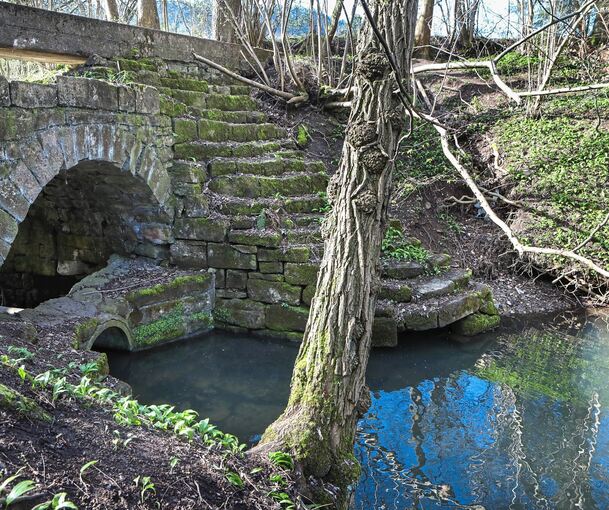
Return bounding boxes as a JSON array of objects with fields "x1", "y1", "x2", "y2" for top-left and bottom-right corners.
[
  {"x1": 592, "y1": 1, "x2": 609, "y2": 43},
  {"x1": 256, "y1": 0, "x2": 416, "y2": 505},
  {"x1": 452, "y1": 0, "x2": 477, "y2": 48},
  {"x1": 137, "y1": 0, "x2": 160, "y2": 28},
  {"x1": 214, "y1": 0, "x2": 242, "y2": 43},
  {"x1": 415, "y1": 0, "x2": 434, "y2": 58},
  {"x1": 102, "y1": 0, "x2": 119, "y2": 21},
  {"x1": 327, "y1": 0, "x2": 345, "y2": 46}
]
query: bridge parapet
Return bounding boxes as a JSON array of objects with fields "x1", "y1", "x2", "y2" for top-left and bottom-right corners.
[{"x1": 0, "y1": 1, "x2": 269, "y2": 69}]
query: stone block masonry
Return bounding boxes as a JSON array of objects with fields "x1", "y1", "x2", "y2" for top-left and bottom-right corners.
[{"x1": 0, "y1": 39, "x2": 499, "y2": 349}]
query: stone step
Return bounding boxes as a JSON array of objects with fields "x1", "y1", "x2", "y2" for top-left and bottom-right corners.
[
  {"x1": 379, "y1": 280, "x2": 413, "y2": 303},
  {"x1": 282, "y1": 213, "x2": 324, "y2": 228},
  {"x1": 198, "y1": 119, "x2": 287, "y2": 143},
  {"x1": 381, "y1": 252, "x2": 452, "y2": 281},
  {"x1": 382, "y1": 260, "x2": 426, "y2": 279},
  {"x1": 160, "y1": 89, "x2": 257, "y2": 111},
  {"x1": 174, "y1": 139, "x2": 294, "y2": 160},
  {"x1": 376, "y1": 282, "x2": 492, "y2": 333},
  {"x1": 209, "y1": 156, "x2": 325, "y2": 177},
  {"x1": 208, "y1": 172, "x2": 329, "y2": 199},
  {"x1": 285, "y1": 228, "x2": 323, "y2": 244},
  {"x1": 372, "y1": 283, "x2": 498, "y2": 347},
  {"x1": 227, "y1": 228, "x2": 283, "y2": 248},
  {"x1": 159, "y1": 76, "x2": 209, "y2": 92},
  {"x1": 410, "y1": 268, "x2": 472, "y2": 302},
  {"x1": 198, "y1": 109, "x2": 267, "y2": 124},
  {"x1": 160, "y1": 76, "x2": 248, "y2": 95},
  {"x1": 209, "y1": 84, "x2": 251, "y2": 96},
  {"x1": 216, "y1": 194, "x2": 328, "y2": 216},
  {"x1": 223, "y1": 212, "x2": 324, "y2": 231}
]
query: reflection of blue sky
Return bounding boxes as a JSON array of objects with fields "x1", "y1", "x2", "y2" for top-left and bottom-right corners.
[{"x1": 354, "y1": 316, "x2": 609, "y2": 510}]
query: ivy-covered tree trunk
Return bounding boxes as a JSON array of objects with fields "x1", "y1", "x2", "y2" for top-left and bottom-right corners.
[{"x1": 257, "y1": 0, "x2": 416, "y2": 505}]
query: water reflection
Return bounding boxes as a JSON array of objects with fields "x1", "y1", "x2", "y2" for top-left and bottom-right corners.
[
  {"x1": 104, "y1": 312, "x2": 609, "y2": 509},
  {"x1": 355, "y1": 313, "x2": 609, "y2": 509}
]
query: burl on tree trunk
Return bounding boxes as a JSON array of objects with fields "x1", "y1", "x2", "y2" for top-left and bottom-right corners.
[{"x1": 255, "y1": 0, "x2": 416, "y2": 505}]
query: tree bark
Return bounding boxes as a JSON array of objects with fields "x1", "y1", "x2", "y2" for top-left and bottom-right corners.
[
  {"x1": 137, "y1": 0, "x2": 160, "y2": 29},
  {"x1": 327, "y1": 0, "x2": 345, "y2": 46},
  {"x1": 255, "y1": 0, "x2": 416, "y2": 505},
  {"x1": 101, "y1": 0, "x2": 119, "y2": 21},
  {"x1": 415, "y1": 0, "x2": 434, "y2": 58},
  {"x1": 214, "y1": 0, "x2": 242, "y2": 43}
]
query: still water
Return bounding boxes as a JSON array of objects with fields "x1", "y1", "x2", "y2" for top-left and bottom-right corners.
[{"x1": 106, "y1": 312, "x2": 609, "y2": 509}]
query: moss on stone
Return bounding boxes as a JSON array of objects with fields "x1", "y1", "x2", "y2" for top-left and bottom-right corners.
[
  {"x1": 206, "y1": 94, "x2": 257, "y2": 111},
  {"x1": 453, "y1": 312, "x2": 500, "y2": 336},
  {"x1": 160, "y1": 96, "x2": 190, "y2": 117},
  {"x1": 296, "y1": 124, "x2": 310, "y2": 146},
  {"x1": 132, "y1": 303, "x2": 187, "y2": 347},
  {"x1": 116, "y1": 58, "x2": 159, "y2": 72},
  {"x1": 128, "y1": 274, "x2": 211, "y2": 301},
  {"x1": 160, "y1": 77, "x2": 209, "y2": 92},
  {"x1": 72, "y1": 318, "x2": 100, "y2": 349},
  {"x1": 0, "y1": 383, "x2": 53, "y2": 422},
  {"x1": 173, "y1": 118, "x2": 198, "y2": 143}
]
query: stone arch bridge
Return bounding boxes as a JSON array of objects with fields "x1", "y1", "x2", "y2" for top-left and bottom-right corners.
[{"x1": 0, "y1": 2, "x2": 499, "y2": 350}]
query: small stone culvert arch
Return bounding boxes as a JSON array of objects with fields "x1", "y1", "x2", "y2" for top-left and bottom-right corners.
[
  {"x1": 0, "y1": 121, "x2": 175, "y2": 308},
  {"x1": 86, "y1": 320, "x2": 134, "y2": 352}
]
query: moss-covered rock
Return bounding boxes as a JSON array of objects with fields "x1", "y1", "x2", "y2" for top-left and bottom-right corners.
[
  {"x1": 227, "y1": 230, "x2": 282, "y2": 248},
  {"x1": 265, "y1": 304, "x2": 310, "y2": 332},
  {"x1": 132, "y1": 303, "x2": 187, "y2": 347},
  {"x1": 207, "y1": 243, "x2": 257, "y2": 270},
  {"x1": 452, "y1": 312, "x2": 500, "y2": 336},
  {"x1": 173, "y1": 118, "x2": 198, "y2": 143},
  {"x1": 205, "y1": 94, "x2": 257, "y2": 111},
  {"x1": 258, "y1": 246, "x2": 311, "y2": 263},
  {"x1": 215, "y1": 298, "x2": 266, "y2": 329},
  {"x1": 208, "y1": 173, "x2": 328, "y2": 199},
  {"x1": 72, "y1": 318, "x2": 100, "y2": 348},
  {"x1": 379, "y1": 283, "x2": 412, "y2": 302},
  {"x1": 247, "y1": 279, "x2": 302, "y2": 305},
  {"x1": 0, "y1": 383, "x2": 53, "y2": 422},
  {"x1": 284, "y1": 263, "x2": 319, "y2": 286},
  {"x1": 174, "y1": 217, "x2": 229, "y2": 242},
  {"x1": 160, "y1": 77, "x2": 209, "y2": 92}
]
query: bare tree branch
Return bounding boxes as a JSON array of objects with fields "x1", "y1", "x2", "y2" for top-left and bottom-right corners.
[{"x1": 192, "y1": 52, "x2": 308, "y2": 104}]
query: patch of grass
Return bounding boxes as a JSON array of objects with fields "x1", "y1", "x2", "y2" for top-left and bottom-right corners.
[
  {"x1": 496, "y1": 51, "x2": 540, "y2": 76},
  {"x1": 394, "y1": 120, "x2": 455, "y2": 197},
  {"x1": 494, "y1": 114, "x2": 609, "y2": 268}
]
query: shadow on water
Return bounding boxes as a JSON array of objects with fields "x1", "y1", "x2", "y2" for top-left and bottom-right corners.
[{"x1": 104, "y1": 311, "x2": 609, "y2": 509}]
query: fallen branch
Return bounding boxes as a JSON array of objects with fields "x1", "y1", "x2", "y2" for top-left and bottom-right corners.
[
  {"x1": 192, "y1": 52, "x2": 308, "y2": 105},
  {"x1": 432, "y1": 124, "x2": 609, "y2": 279},
  {"x1": 413, "y1": 60, "x2": 522, "y2": 104},
  {"x1": 519, "y1": 82, "x2": 609, "y2": 97}
]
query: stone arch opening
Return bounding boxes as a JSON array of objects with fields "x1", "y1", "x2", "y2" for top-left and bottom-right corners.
[
  {"x1": 90, "y1": 325, "x2": 132, "y2": 352},
  {"x1": 0, "y1": 160, "x2": 173, "y2": 307}
]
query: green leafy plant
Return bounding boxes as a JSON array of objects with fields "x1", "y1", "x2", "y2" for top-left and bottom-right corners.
[
  {"x1": 79, "y1": 460, "x2": 98, "y2": 484},
  {"x1": 225, "y1": 472, "x2": 244, "y2": 488},
  {"x1": 133, "y1": 476, "x2": 155, "y2": 503},
  {"x1": 32, "y1": 493, "x2": 77, "y2": 510},
  {"x1": 381, "y1": 227, "x2": 429, "y2": 262},
  {"x1": 296, "y1": 124, "x2": 310, "y2": 146},
  {"x1": 0, "y1": 470, "x2": 35, "y2": 507},
  {"x1": 269, "y1": 451, "x2": 294, "y2": 470},
  {"x1": 7, "y1": 346, "x2": 34, "y2": 362}
]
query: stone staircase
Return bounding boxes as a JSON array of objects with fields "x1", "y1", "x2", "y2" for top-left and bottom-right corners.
[{"x1": 82, "y1": 58, "x2": 499, "y2": 346}]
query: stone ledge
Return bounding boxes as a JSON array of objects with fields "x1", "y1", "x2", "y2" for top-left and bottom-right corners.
[{"x1": 10, "y1": 81, "x2": 57, "y2": 108}]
